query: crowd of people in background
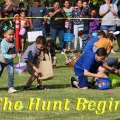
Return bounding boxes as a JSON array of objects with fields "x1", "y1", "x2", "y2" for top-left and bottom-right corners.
[
  {"x1": 0, "y1": 0, "x2": 120, "y2": 93},
  {"x1": 0, "y1": 0, "x2": 120, "y2": 52}
]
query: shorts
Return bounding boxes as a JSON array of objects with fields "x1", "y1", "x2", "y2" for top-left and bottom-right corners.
[
  {"x1": 101, "y1": 25, "x2": 116, "y2": 31},
  {"x1": 27, "y1": 63, "x2": 39, "y2": 75},
  {"x1": 19, "y1": 28, "x2": 26, "y2": 36}
]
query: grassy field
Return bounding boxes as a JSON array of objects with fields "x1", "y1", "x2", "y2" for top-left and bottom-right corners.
[{"x1": 0, "y1": 49, "x2": 120, "y2": 120}]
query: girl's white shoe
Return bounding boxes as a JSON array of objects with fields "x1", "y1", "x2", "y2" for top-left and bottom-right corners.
[{"x1": 8, "y1": 87, "x2": 17, "y2": 93}]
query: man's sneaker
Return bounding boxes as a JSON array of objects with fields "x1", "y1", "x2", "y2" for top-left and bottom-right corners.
[
  {"x1": 23, "y1": 86, "x2": 31, "y2": 90},
  {"x1": 70, "y1": 77, "x2": 77, "y2": 88},
  {"x1": 8, "y1": 87, "x2": 17, "y2": 93},
  {"x1": 70, "y1": 77, "x2": 88, "y2": 89}
]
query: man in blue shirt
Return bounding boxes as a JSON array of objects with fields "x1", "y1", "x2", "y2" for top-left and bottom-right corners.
[
  {"x1": 71, "y1": 48, "x2": 107, "y2": 89},
  {"x1": 28, "y1": 0, "x2": 47, "y2": 36},
  {"x1": 84, "y1": 31, "x2": 106, "y2": 53}
]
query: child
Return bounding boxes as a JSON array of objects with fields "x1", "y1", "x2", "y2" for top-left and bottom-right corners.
[
  {"x1": 22, "y1": 36, "x2": 46, "y2": 90},
  {"x1": 0, "y1": 22, "x2": 20, "y2": 93},
  {"x1": 46, "y1": 40, "x2": 57, "y2": 67},
  {"x1": 72, "y1": 0, "x2": 84, "y2": 51},
  {"x1": 84, "y1": 31, "x2": 106, "y2": 53},
  {"x1": 19, "y1": 9, "x2": 29, "y2": 53},
  {"x1": 63, "y1": 0, "x2": 73, "y2": 50},
  {"x1": 89, "y1": 9, "x2": 100, "y2": 35},
  {"x1": 93, "y1": 33, "x2": 114, "y2": 54},
  {"x1": 82, "y1": 0, "x2": 90, "y2": 34},
  {"x1": 78, "y1": 30, "x2": 92, "y2": 53},
  {"x1": 103, "y1": 57, "x2": 120, "y2": 76},
  {"x1": 63, "y1": 0, "x2": 73, "y2": 33},
  {"x1": 71, "y1": 48, "x2": 107, "y2": 89}
]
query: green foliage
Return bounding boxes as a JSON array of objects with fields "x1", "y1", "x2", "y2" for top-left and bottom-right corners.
[
  {"x1": 0, "y1": 0, "x2": 5, "y2": 5},
  {"x1": 0, "y1": 50, "x2": 120, "y2": 119}
]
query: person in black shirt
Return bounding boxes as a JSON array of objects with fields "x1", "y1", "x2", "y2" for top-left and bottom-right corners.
[
  {"x1": 48, "y1": 1, "x2": 67, "y2": 52},
  {"x1": 1, "y1": 0, "x2": 17, "y2": 17}
]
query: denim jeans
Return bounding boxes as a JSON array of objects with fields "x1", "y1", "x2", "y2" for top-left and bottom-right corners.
[
  {"x1": 50, "y1": 27, "x2": 64, "y2": 50},
  {"x1": 33, "y1": 26, "x2": 46, "y2": 37},
  {"x1": 0, "y1": 62, "x2": 14, "y2": 88}
]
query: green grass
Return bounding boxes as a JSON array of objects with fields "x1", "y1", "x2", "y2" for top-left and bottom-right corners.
[{"x1": 0, "y1": 50, "x2": 120, "y2": 120}]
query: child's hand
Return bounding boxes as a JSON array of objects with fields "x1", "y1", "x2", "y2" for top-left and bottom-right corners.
[
  {"x1": 114, "y1": 69, "x2": 119, "y2": 74},
  {"x1": 33, "y1": 66, "x2": 42, "y2": 76},
  {"x1": 17, "y1": 54, "x2": 21, "y2": 58},
  {"x1": 38, "y1": 72, "x2": 42, "y2": 77},
  {"x1": 33, "y1": 67, "x2": 40, "y2": 74},
  {"x1": 14, "y1": 14, "x2": 19, "y2": 18},
  {"x1": 111, "y1": 67, "x2": 116, "y2": 72},
  {"x1": 96, "y1": 72, "x2": 108, "y2": 78},
  {"x1": 12, "y1": 54, "x2": 17, "y2": 58}
]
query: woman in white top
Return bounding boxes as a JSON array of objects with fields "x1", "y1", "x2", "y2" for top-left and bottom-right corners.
[{"x1": 99, "y1": 0, "x2": 118, "y2": 34}]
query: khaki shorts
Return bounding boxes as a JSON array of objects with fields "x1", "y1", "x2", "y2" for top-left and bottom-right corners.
[{"x1": 27, "y1": 63, "x2": 39, "y2": 75}]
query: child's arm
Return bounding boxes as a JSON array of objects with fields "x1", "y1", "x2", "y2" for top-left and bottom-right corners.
[
  {"x1": 28, "y1": 61, "x2": 41, "y2": 76},
  {"x1": 103, "y1": 63, "x2": 119, "y2": 74},
  {"x1": 107, "y1": 46, "x2": 112, "y2": 54},
  {"x1": 1, "y1": 41, "x2": 16, "y2": 59},
  {"x1": 84, "y1": 69, "x2": 107, "y2": 78},
  {"x1": 103, "y1": 64, "x2": 115, "y2": 71}
]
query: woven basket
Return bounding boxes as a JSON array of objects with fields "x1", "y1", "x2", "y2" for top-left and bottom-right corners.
[{"x1": 66, "y1": 54, "x2": 80, "y2": 67}]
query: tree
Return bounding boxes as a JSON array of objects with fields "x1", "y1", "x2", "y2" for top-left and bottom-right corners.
[{"x1": 0, "y1": 0, "x2": 5, "y2": 5}]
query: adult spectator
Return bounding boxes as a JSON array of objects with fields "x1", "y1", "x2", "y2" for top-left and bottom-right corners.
[
  {"x1": 17, "y1": 2, "x2": 27, "y2": 14},
  {"x1": 1, "y1": 0, "x2": 17, "y2": 17},
  {"x1": 99, "y1": 0, "x2": 118, "y2": 34},
  {"x1": 48, "y1": 1, "x2": 67, "y2": 52},
  {"x1": 28, "y1": 0, "x2": 47, "y2": 37},
  {"x1": 113, "y1": 0, "x2": 120, "y2": 17},
  {"x1": 0, "y1": 5, "x2": 2, "y2": 18},
  {"x1": 0, "y1": 6, "x2": 2, "y2": 42},
  {"x1": 113, "y1": 0, "x2": 120, "y2": 52}
]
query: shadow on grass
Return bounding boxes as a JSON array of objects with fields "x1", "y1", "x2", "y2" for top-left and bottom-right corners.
[
  {"x1": 54, "y1": 65, "x2": 68, "y2": 68},
  {"x1": 114, "y1": 118, "x2": 120, "y2": 120},
  {"x1": 112, "y1": 83, "x2": 120, "y2": 88},
  {"x1": 0, "y1": 87, "x2": 8, "y2": 91},
  {"x1": 44, "y1": 84, "x2": 71, "y2": 89},
  {"x1": 14, "y1": 84, "x2": 71, "y2": 93}
]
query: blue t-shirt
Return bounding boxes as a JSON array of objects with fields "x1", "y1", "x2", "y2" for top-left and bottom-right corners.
[
  {"x1": 28, "y1": 5, "x2": 46, "y2": 27},
  {"x1": 22, "y1": 43, "x2": 40, "y2": 65},
  {"x1": 84, "y1": 37, "x2": 99, "y2": 53},
  {"x1": 74, "y1": 52, "x2": 102, "y2": 76}
]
